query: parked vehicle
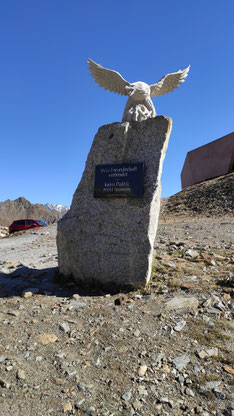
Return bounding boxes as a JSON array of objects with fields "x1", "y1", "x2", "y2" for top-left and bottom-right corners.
[{"x1": 9, "y1": 219, "x2": 48, "y2": 233}]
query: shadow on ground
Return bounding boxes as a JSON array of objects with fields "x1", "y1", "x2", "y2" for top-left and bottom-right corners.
[{"x1": 0, "y1": 266, "x2": 133, "y2": 298}]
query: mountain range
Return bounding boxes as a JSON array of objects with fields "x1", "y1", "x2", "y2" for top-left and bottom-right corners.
[
  {"x1": 44, "y1": 203, "x2": 69, "y2": 214},
  {"x1": 0, "y1": 197, "x2": 69, "y2": 227}
]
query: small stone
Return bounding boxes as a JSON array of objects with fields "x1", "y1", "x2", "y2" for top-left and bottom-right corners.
[
  {"x1": 72, "y1": 294, "x2": 80, "y2": 299},
  {"x1": 154, "y1": 352, "x2": 165, "y2": 364},
  {"x1": 59, "y1": 323, "x2": 71, "y2": 334},
  {"x1": 94, "y1": 357, "x2": 100, "y2": 367},
  {"x1": 199, "y1": 380, "x2": 221, "y2": 392},
  {"x1": 56, "y1": 352, "x2": 66, "y2": 359},
  {"x1": 63, "y1": 402, "x2": 72, "y2": 412},
  {"x1": 185, "y1": 378, "x2": 192, "y2": 385},
  {"x1": 167, "y1": 261, "x2": 176, "y2": 269},
  {"x1": 38, "y1": 333, "x2": 58, "y2": 345},
  {"x1": 223, "y1": 365, "x2": 234, "y2": 375},
  {"x1": 67, "y1": 300, "x2": 86, "y2": 309},
  {"x1": 166, "y1": 296, "x2": 198, "y2": 311},
  {"x1": 36, "y1": 356, "x2": 43, "y2": 362},
  {"x1": 86, "y1": 407, "x2": 95, "y2": 415},
  {"x1": 77, "y1": 381, "x2": 87, "y2": 392},
  {"x1": 138, "y1": 364, "x2": 147, "y2": 377},
  {"x1": 138, "y1": 385, "x2": 148, "y2": 396},
  {"x1": 174, "y1": 320, "x2": 186, "y2": 331},
  {"x1": 197, "y1": 350, "x2": 208, "y2": 359},
  {"x1": 214, "y1": 301, "x2": 225, "y2": 311},
  {"x1": 177, "y1": 375, "x2": 184, "y2": 385},
  {"x1": 205, "y1": 347, "x2": 219, "y2": 357},
  {"x1": 17, "y1": 369, "x2": 26, "y2": 380},
  {"x1": 122, "y1": 391, "x2": 132, "y2": 401},
  {"x1": 162, "y1": 364, "x2": 170, "y2": 374},
  {"x1": 22, "y1": 291, "x2": 33, "y2": 298},
  {"x1": 172, "y1": 354, "x2": 190, "y2": 371},
  {"x1": 133, "y1": 329, "x2": 140, "y2": 337},
  {"x1": 22, "y1": 287, "x2": 39, "y2": 298},
  {"x1": 0, "y1": 378, "x2": 10, "y2": 389},
  {"x1": 213, "y1": 387, "x2": 225, "y2": 400},
  {"x1": 203, "y1": 297, "x2": 213, "y2": 308},
  {"x1": 185, "y1": 249, "x2": 199, "y2": 258},
  {"x1": 159, "y1": 397, "x2": 173, "y2": 407},
  {"x1": 185, "y1": 387, "x2": 194, "y2": 397},
  {"x1": 54, "y1": 378, "x2": 65, "y2": 385},
  {"x1": 195, "y1": 406, "x2": 203, "y2": 414},
  {"x1": 133, "y1": 400, "x2": 142, "y2": 410},
  {"x1": 7, "y1": 311, "x2": 20, "y2": 317}
]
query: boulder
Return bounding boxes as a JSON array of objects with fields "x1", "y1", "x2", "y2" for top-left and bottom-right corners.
[{"x1": 57, "y1": 116, "x2": 172, "y2": 291}]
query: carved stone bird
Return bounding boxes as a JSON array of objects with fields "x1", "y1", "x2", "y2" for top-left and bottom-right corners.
[{"x1": 88, "y1": 58, "x2": 190, "y2": 122}]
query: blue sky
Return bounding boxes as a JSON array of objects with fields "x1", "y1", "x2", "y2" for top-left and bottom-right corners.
[{"x1": 0, "y1": 0, "x2": 233, "y2": 207}]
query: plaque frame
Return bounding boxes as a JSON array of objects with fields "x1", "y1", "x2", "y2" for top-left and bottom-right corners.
[{"x1": 94, "y1": 162, "x2": 144, "y2": 198}]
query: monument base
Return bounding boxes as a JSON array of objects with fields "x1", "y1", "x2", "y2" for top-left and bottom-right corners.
[{"x1": 57, "y1": 116, "x2": 172, "y2": 291}]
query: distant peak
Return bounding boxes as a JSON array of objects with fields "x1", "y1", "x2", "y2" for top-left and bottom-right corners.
[{"x1": 44, "y1": 203, "x2": 69, "y2": 213}]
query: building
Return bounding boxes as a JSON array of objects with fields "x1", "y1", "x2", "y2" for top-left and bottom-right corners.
[{"x1": 181, "y1": 132, "x2": 234, "y2": 189}]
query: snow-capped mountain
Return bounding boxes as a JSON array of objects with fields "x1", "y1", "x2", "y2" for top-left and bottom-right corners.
[{"x1": 44, "y1": 203, "x2": 69, "y2": 214}]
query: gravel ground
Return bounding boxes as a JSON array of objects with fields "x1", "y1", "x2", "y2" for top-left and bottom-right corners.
[{"x1": 0, "y1": 219, "x2": 233, "y2": 416}]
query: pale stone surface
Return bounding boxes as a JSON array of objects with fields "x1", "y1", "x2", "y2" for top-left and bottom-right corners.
[
  {"x1": 57, "y1": 116, "x2": 172, "y2": 290},
  {"x1": 172, "y1": 354, "x2": 190, "y2": 371},
  {"x1": 88, "y1": 58, "x2": 190, "y2": 122},
  {"x1": 166, "y1": 296, "x2": 199, "y2": 311}
]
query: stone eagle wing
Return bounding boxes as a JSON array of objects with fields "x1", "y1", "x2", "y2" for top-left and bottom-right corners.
[
  {"x1": 150, "y1": 66, "x2": 190, "y2": 97},
  {"x1": 87, "y1": 58, "x2": 131, "y2": 96}
]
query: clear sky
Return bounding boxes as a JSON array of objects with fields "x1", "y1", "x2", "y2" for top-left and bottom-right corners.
[{"x1": 0, "y1": 0, "x2": 233, "y2": 207}]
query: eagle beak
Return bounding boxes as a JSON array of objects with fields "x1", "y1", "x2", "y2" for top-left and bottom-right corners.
[{"x1": 125, "y1": 86, "x2": 134, "y2": 96}]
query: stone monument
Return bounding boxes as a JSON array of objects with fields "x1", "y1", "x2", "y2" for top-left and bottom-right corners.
[
  {"x1": 57, "y1": 59, "x2": 189, "y2": 291},
  {"x1": 87, "y1": 58, "x2": 190, "y2": 122}
]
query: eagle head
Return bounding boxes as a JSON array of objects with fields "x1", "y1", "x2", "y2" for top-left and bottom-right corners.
[{"x1": 125, "y1": 82, "x2": 150, "y2": 103}]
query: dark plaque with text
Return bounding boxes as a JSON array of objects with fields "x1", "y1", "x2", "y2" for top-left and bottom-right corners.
[{"x1": 94, "y1": 163, "x2": 144, "y2": 198}]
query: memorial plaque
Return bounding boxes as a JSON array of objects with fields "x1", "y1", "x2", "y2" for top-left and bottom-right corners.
[{"x1": 94, "y1": 163, "x2": 144, "y2": 198}]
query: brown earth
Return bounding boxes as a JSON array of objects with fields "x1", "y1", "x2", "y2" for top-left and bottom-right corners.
[{"x1": 160, "y1": 171, "x2": 234, "y2": 222}]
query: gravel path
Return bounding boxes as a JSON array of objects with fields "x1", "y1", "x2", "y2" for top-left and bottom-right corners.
[{"x1": 0, "y1": 226, "x2": 57, "y2": 268}]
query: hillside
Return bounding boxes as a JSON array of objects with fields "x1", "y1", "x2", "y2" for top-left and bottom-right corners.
[
  {"x1": 0, "y1": 197, "x2": 60, "y2": 226},
  {"x1": 160, "y1": 171, "x2": 234, "y2": 221}
]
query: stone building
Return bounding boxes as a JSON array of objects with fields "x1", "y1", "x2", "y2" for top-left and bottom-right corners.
[{"x1": 181, "y1": 132, "x2": 234, "y2": 189}]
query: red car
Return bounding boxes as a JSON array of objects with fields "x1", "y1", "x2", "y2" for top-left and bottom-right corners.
[{"x1": 9, "y1": 219, "x2": 48, "y2": 233}]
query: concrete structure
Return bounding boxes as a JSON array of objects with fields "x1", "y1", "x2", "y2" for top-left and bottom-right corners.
[{"x1": 181, "y1": 132, "x2": 234, "y2": 189}]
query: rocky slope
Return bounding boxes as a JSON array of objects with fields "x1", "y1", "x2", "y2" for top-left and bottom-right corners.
[
  {"x1": 160, "y1": 172, "x2": 234, "y2": 221},
  {"x1": 0, "y1": 197, "x2": 60, "y2": 227}
]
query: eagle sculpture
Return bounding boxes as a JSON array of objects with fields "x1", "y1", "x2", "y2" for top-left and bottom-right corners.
[{"x1": 88, "y1": 58, "x2": 190, "y2": 122}]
